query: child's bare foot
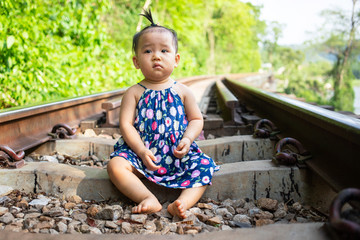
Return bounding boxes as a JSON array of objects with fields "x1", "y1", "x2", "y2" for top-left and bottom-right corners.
[
  {"x1": 167, "y1": 200, "x2": 187, "y2": 219},
  {"x1": 132, "y1": 197, "x2": 162, "y2": 214}
]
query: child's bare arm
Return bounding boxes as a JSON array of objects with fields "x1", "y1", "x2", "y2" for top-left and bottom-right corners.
[
  {"x1": 119, "y1": 86, "x2": 160, "y2": 171},
  {"x1": 173, "y1": 84, "x2": 203, "y2": 159}
]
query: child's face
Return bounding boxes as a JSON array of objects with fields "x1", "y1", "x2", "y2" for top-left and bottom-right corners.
[{"x1": 133, "y1": 30, "x2": 180, "y2": 82}]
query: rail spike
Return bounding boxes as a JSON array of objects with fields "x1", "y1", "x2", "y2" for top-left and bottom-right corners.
[
  {"x1": 0, "y1": 145, "x2": 25, "y2": 168},
  {"x1": 273, "y1": 137, "x2": 311, "y2": 166},
  {"x1": 50, "y1": 123, "x2": 77, "y2": 139},
  {"x1": 253, "y1": 119, "x2": 278, "y2": 138},
  {"x1": 328, "y1": 188, "x2": 360, "y2": 239}
]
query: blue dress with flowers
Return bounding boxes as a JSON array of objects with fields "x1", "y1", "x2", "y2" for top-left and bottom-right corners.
[{"x1": 110, "y1": 82, "x2": 219, "y2": 189}]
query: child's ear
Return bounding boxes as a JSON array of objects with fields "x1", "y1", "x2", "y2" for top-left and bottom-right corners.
[
  {"x1": 174, "y1": 53, "x2": 180, "y2": 68},
  {"x1": 132, "y1": 56, "x2": 140, "y2": 69}
]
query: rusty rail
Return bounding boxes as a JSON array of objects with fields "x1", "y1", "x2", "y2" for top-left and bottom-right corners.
[
  {"x1": 0, "y1": 89, "x2": 126, "y2": 152},
  {"x1": 225, "y1": 77, "x2": 360, "y2": 191}
]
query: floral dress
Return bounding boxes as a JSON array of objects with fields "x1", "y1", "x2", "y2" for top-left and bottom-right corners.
[{"x1": 110, "y1": 82, "x2": 219, "y2": 189}]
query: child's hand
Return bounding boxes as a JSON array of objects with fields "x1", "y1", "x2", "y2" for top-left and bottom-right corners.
[
  {"x1": 174, "y1": 137, "x2": 191, "y2": 159},
  {"x1": 139, "y1": 149, "x2": 160, "y2": 171}
]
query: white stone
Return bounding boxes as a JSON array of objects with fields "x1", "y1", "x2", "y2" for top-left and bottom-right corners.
[
  {"x1": 105, "y1": 221, "x2": 118, "y2": 229},
  {"x1": 89, "y1": 227, "x2": 102, "y2": 234},
  {"x1": 215, "y1": 208, "x2": 232, "y2": 218},
  {"x1": 0, "y1": 212, "x2": 14, "y2": 224},
  {"x1": 248, "y1": 207, "x2": 261, "y2": 217},
  {"x1": 83, "y1": 129, "x2": 97, "y2": 137},
  {"x1": 144, "y1": 220, "x2": 156, "y2": 232},
  {"x1": 56, "y1": 221, "x2": 68, "y2": 233},
  {"x1": 233, "y1": 214, "x2": 251, "y2": 224},
  {"x1": 80, "y1": 224, "x2": 90, "y2": 233},
  {"x1": 221, "y1": 225, "x2": 233, "y2": 231},
  {"x1": 121, "y1": 222, "x2": 133, "y2": 234},
  {"x1": 24, "y1": 213, "x2": 41, "y2": 219},
  {"x1": 189, "y1": 207, "x2": 202, "y2": 215},
  {"x1": 40, "y1": 155, "x2": 58, "y2": 163},
  {"x1": 169, "y1": 223, "x2": 177, "y2": 232},
  {"x1": 29, "y1": 198, "x2": 50, "y2": 207},
  {"x1": 130, "y1": 214, "x2": 148, "y2": 224}
]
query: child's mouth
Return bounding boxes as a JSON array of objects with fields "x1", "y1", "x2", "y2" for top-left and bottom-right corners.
[{"x1": 153, "y1": 64, "x2": 162, "y2": 69}]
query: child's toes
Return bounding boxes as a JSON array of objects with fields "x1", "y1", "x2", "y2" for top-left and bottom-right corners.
[
  {"x1": 132, "y1": 206, "x2": 139, "y2": 213},
  {"x1": 140, "y1": 204, "x2": 148, "y2": 212},
  {"x1": 168, "y1": 200, "x2": 188, "y2": 219}
]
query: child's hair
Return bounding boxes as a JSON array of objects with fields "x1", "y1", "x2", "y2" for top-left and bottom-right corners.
[{"x1": 132, "y1": 8, "x2": 178, "y2": 54}]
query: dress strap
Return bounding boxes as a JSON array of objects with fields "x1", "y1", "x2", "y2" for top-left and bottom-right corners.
[
  {"x1": 137, "y1": 83, "x2": 147, "y2": 89},
  {"x1": 138, "y1": 81, "x2": 176, "y2": 89}
]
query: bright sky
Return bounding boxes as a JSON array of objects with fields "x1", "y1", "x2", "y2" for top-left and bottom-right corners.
[{"x1": 247, "y1": 0, "x2": 354, "y2": 45}]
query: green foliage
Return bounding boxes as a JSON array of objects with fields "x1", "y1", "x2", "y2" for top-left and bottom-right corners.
[
  {"x1": 322, "y1": 33, "x2": 358, "y2": 112},
  {"x1": 329, "y1": 66, "x2": 355, "y2": 111},
  {"x1": 283, "y1": 63, "x2": 333, "y2": 104},
  {"x1": 210, "y1": 0, "x2": 263, "y2": 73},
  {"x1": 331, "y1": 79, "x2": 355, "y2": 111},
  {"x1": 0, "y1": 0, "x2": 139, "y2": 109},
  {"x1": 0, "y1": 0, "x2": 264, "y2": 109}
]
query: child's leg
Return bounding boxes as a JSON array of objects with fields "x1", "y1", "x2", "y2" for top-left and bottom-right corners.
[
  {"x1": 107, "y1": 156, "x2": 162, "y2": 213},
  {"x1": 167, "y1": 185, "x2": 207, "y2": 219}
]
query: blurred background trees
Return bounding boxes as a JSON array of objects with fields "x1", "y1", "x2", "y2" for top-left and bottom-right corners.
[
  {"x1": 319, "y1": 0, "x2": 359, "y2": 111},
  {"x1": 0, "y1": 0, "x2": 263, "y2": 109},
  {"x1": 1, "y1": 0, "x2": 359, "y2": 112},
  {"x1": 260, "y1": 0, "x2": 359, "y2": 111}
]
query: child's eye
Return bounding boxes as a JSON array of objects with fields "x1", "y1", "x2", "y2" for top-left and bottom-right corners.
[
  {"x1": 161, "y1": 49, "x2": 168, "y2": 53},
  {"x1": 144, "y1": 50, "x2": 151, "y2": 53}
]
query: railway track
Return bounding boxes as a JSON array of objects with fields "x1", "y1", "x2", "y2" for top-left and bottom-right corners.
[
  {"x1": 222, "y1": 77, "x2": 360, "y2": 191},
  {"x1": 0, "y1": 73, "x2": 359, "y2": 239}
]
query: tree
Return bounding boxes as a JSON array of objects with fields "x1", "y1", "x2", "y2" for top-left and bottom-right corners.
[
  {"x1": 209, "y1": 0, "x2": 264, "y2": 73},
  {"x1": 320, "y1": 0, "x2": 360, "y2": 111}
]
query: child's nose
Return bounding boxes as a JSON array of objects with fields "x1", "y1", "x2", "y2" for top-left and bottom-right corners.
[{"x1": 152, "y1": 52, "x2": 161, "y2": 60}]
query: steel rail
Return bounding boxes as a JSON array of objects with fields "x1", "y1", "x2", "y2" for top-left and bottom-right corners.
[
  {"x1": 225, "y1": 78, "x2": 360, "y2": 191},
  {"x1": 0, "y1": 89, "x2": 126, "y2": 152}
]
